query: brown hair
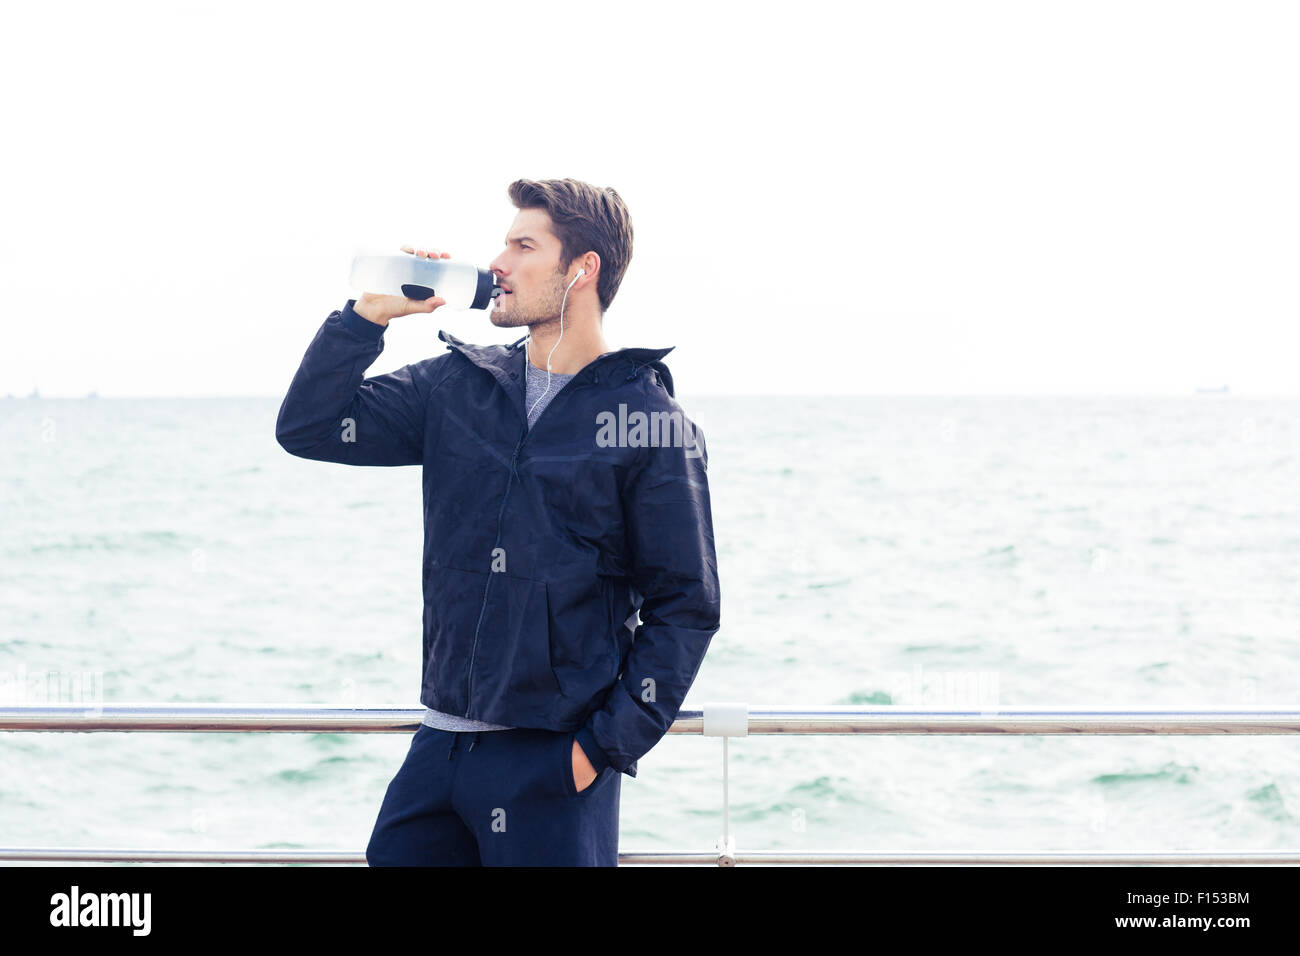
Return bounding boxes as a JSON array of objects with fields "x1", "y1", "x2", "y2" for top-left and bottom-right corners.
[{"x1": 507, "y1": 178, "x2": 634, "y2": 314}]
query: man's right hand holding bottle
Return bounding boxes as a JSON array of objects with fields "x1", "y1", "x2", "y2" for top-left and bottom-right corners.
[{"x1": 352, "y1": 245, "x2": 451, "y2": 327}]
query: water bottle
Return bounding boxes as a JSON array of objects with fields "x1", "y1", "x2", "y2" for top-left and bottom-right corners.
[{"x1": 349, "y1": 253, "x2": 501, "y2": 310}]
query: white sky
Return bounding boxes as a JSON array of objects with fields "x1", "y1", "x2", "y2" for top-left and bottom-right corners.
[{"x1": 2, "y1": 0, "x2": 1297, "y2": 397}]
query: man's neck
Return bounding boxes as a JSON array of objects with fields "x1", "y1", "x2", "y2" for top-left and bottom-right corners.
[{"x1": 525, "y1": 313, "x2": 612, "y2": 375}]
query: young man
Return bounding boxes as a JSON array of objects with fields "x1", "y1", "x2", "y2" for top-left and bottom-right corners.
[{"x1": 275, "y1": 178, "x2": 721, "y2": 866}]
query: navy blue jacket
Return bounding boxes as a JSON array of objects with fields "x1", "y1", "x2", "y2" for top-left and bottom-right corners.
[{"x1": 275, "y1": 300, "x2": 721, "y2": 777}]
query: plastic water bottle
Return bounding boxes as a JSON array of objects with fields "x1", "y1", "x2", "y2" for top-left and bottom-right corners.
[{"x1": 349, "y1": 254, "x2": 501, "y2": 310}]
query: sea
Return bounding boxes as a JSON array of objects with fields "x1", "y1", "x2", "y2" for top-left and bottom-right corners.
[{"x1": 2, "y1": 393, "x2": 1299, "y2": 862}]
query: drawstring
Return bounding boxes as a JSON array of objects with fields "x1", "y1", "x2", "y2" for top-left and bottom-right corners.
[{"x1": 447, "y1": 730, "x2": 481, "y2": 759}]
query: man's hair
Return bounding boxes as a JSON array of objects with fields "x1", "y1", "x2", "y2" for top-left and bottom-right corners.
[{"x1": 507, "y1": 178, "x2": 633, "y2": 314}]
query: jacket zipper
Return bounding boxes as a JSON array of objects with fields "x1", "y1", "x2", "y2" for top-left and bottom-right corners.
[{"x1": 461, "y1": 363, "x2": 603, "y2": 717}]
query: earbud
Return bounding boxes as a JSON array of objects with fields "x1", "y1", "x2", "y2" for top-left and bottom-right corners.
[{"x1": 566, "y1": 268, "x2": 585, "y2": 290}]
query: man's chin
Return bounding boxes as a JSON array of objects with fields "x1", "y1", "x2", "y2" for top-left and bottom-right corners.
[{"x1": 489, "y1": 310, "x2": 527, "y2": 329}]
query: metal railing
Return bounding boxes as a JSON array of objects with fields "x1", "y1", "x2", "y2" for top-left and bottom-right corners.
[{"x1": 4, "y1": 703, "x2": 1300, "y2": 866}]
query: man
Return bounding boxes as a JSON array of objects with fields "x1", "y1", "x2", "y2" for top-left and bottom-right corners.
[{"x1": 275, "y1": 178, "x2": 721, "y2": 866}]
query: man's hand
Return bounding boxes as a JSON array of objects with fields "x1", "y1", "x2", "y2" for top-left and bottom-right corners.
[
  {"x1": 352, "y1": 246, "x2": 451, "y2": 327},
  {"x1": 572, "y1": 738, "x2": 598, "y2": 792}
]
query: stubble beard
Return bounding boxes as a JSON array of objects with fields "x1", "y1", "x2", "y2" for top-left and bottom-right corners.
[{"x1": 488, "y1": 275, "x2": 567, "y2": 334}]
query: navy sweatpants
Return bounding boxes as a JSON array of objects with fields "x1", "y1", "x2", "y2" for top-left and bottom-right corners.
[{"x1": 365, "y1": 724, "x2": 621, "y2": 866}]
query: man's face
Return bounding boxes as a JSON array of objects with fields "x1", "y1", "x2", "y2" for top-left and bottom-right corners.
[{"x1": 488, "y1": 208, "x2": 573, "y2": 330}]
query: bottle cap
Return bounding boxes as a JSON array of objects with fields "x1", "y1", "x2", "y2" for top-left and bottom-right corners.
[{"x1": 472, "y1": 269, "x2": 498, "y2": 310}]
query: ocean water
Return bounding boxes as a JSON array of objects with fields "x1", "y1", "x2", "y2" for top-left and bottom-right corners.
[{"x1": 2, "y1": 394, "x2": 1299, "y2": 862}]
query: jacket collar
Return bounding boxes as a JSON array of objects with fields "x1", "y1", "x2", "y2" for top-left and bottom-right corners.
[{"x1": 437, "y1": 329, "x2": 678, "y2": 397}]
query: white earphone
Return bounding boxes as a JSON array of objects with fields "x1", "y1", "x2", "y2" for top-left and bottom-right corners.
[{"x1": 526, "y1": 266, "x2": 587, "y2": 421}]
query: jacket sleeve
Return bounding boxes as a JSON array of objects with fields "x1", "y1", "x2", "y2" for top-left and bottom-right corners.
[
  {"x1": 574, "y1": 414, "x2": 721, "y2": 776},
  {"x1": 275, "y1": 299, "x2": 442, "y2": 466}
]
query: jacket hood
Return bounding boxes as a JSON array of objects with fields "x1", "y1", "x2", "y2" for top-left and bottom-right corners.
[{"x1": 437, "y1": 329, "x2": 678, "y2": 397}]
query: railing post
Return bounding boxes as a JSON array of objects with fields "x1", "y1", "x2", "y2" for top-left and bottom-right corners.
[{"x1": 701, "y1": 701, "x2": 748, "y2": 866}]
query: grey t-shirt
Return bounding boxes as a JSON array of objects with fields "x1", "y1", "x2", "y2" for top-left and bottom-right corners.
[{"x1": 421, "y1": 354, "x2": 578, "y2": 732}]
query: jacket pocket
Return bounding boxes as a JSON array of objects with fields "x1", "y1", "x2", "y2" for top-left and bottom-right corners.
[
  {"x1": 547, "y1": 576, "x2": 621, "y2": 696},
  {"x1": 464, "y1": 568, "x2": 561, "y2": 717},
  {"x1": 423, "y1": 564, "x2": 491, "y2": 713}
]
